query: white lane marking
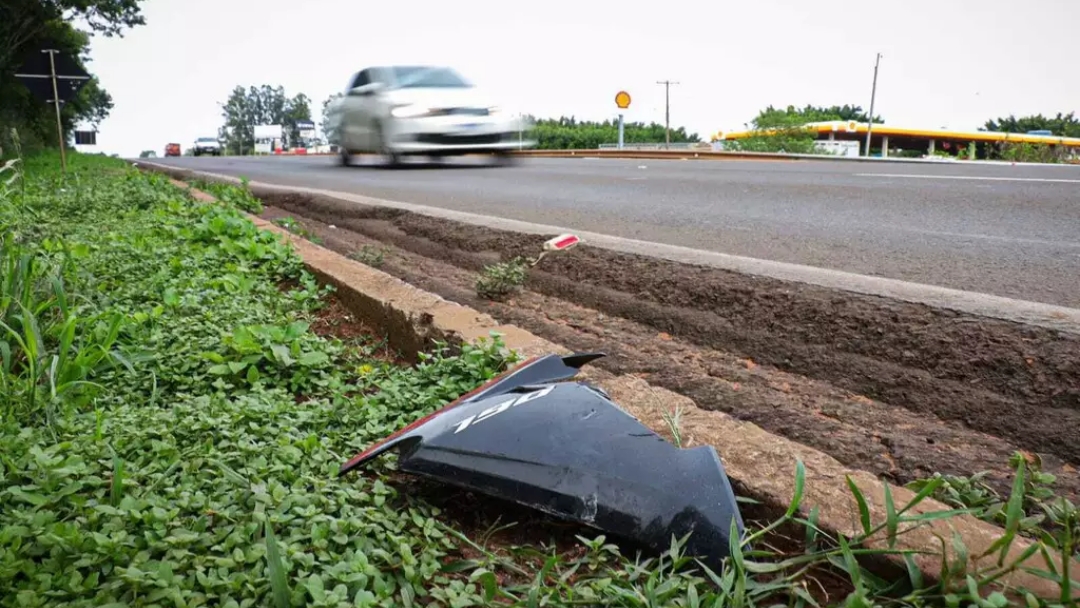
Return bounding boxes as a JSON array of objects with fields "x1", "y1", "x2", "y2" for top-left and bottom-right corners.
[{"x1": 856, "y1": 173, "x2": 1080, "y2": 184}]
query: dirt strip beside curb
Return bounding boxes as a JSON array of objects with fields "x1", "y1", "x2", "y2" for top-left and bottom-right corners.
[{"x1": 168, "y1": 174, "x2": 1074, "y2": 599}]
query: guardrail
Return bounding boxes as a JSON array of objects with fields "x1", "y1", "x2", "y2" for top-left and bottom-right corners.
[
  {"x1": 515, "y1": 148, "x2": 856, "y2": 162},
  {"x1": 597, "y1": 143, "x2": 712, "y2": 151},
  {"x1": 511, "y1": 148, "x2": 1080, "y2": 166}
]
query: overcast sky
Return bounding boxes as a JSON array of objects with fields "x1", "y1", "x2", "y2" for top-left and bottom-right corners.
[{"x1": 82, "y1": 0, "x2": 1079, "y2": 157}]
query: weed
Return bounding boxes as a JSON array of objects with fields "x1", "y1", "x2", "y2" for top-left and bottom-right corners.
[
  {"x1": 909, "y1": 451, "x2": 1080, "y2": 559},
  {"x1": 273, "y1": 215, "x2": 323, "y2": 244},
  {"x1": 1, "y1": 128, "x2": 25, "y2": 196},
  {"x1": 661, "y1": 404, "x2": 685, "y2": 447},
  {"x1": 476, "y1": 234, "x2": 581, "y2": 300},
  {"x1": 349, "y1": 244, "x2": 388, "y2": 268},
  {"x1": 476, "y1": 256, "x2": 529, "y2": 300},
  {"x1": 190, "y1": 177, "x2": 264, "y2": 213}
]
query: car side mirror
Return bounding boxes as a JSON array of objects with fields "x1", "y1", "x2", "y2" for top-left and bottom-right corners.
[{"x1": 349, "y1": 82, "x2": 385, "y2": 97}]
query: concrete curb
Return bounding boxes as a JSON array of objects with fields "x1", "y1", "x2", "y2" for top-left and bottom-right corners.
[{"x1": 159, "y1": 170, "x2": 1075, "y2": 599}]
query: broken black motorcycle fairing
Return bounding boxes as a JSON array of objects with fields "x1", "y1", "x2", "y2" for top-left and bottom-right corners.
[{"x1": 339, "y1": 352, "x2": 745, "y2": 568}]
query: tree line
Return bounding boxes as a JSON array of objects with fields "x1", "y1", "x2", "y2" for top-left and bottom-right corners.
[
  {"x1": 217, "y1": 86, "x2": 312, "y2": 155},
  {"x1": 0, "y1": 0, "x2": 143, "y2": 155},
  {"x1": 524, "y1": 116, "x2": 700, "y2": 149}
]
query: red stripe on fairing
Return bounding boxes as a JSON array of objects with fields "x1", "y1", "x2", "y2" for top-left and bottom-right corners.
[{"x1": 340, "y1": 356, "x2": 540, "y2": 472}]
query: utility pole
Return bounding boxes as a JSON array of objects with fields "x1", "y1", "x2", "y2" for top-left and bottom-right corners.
[
  {"x1": 14, "y1": 47, "x2": 89, "y2": 171},
  {"x1": 45, "y1": 49, "x2": 67, "y2": 171},
  {"x1": 656, "y1": 80, "x2": 679, "y2": 149},
  {"x1": 864, "y1": 53, "x2": 882, "y2": 157}
]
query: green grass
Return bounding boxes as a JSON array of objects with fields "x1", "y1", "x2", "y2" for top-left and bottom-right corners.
[{"x1": 1, "y1": 152, "x2": 1077, "y2": 607}]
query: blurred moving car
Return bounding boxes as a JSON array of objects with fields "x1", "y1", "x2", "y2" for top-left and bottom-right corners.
[
  {"x1": 326, "y1": 65, "x2": 533, "y2": 166},
  {"x1": 165, "y1": 143, "x2": 181, "y2": 157},
  {"x1": 193, "y1": 137, "x2": 222, "y2": 156}
]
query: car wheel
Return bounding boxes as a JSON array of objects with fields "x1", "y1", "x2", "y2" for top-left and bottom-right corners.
[
  {"x1": 374, "y1": 122, "x2": 401, "y2": 168},
  {"x1": 338, "y1": 146, "x2": 352, "y2": 166},
  {"x1": 492, "y1": 151, "x2": 517, "y2": 167}
]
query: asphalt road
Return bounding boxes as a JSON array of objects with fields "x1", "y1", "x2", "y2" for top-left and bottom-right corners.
[{"x1": 153, "y1": 155, "x2": 1080, "y2": 308}]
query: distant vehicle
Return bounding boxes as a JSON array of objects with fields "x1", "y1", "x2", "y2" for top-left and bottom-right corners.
[
  {"x1": 326, "y1": 65, "x2": 533, "y2": 167},
  {"x1": 193, "y1": 137, "x2": 222, "y2": 156},
  {"x1": 165, "y1": 143, "x2": 181, "y2": 157},
  {"x1": 1026, "y1": 129, "x2": 1053, "y2": 136}
]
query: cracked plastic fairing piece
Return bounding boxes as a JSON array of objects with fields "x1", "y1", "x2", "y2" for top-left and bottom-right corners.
[{"x1": 340, "y1": 353, "x2": 745, "y2": 568}]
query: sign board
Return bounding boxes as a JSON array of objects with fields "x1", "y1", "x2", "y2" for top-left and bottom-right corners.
[
  {"x1": 14, "y1": 49, "x2": 90, "y2": 104},
  {"x1": 254, "y1": 124, "x2": 282, "y2": 140},
  {"x1": 296, "y1": 119, "x2": 316, "y2": 139},
  {"x1": 615, "y1": 91, "x2": 631, "y2": 110},
  {"x1": 813, "y1": 140, "x2": 860, "y2": 157},
  {"x1": 255, "y1": 141, "x2": 272, "y2": 154},
  {"x1": 74, "y1": 130, "x2": 97, "y2": 145}
]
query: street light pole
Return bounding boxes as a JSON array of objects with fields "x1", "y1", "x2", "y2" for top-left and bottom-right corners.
[
  {"x1": 656, "y1": 80, "x2": 679, "y2": 149},
  {"x1": 864, "y1": 53, "x2": 882, "y2": 157}
]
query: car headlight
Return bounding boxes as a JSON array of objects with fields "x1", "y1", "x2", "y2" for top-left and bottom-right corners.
[{"x1": 391, "y1": 104, "x2": 433, "y2": 118}]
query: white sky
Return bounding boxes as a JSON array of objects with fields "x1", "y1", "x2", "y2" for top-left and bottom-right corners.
[{"x1": 82, "y1": 0, "x2": 1080, "y2": 157}]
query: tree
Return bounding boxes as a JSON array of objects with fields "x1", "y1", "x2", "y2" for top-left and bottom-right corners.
[
  {"x1": 282, "y1": 93, "x2": 312, "y2": 146},
  {"x1": 983, "y1": 113, "x2": 1080, "y2": 138},
  {"x1": 0, "y1": 1, "x2": 142, "y2": 154},
  {"x1": 527, "y1": 116, "x2": 700, "y2": 150},
  {"x1": 721, "y1": 104, "x2": 884, "y2": 154},
  {"x1": 321, "y1": 93, "x2": 342, "y2": 144},
  {"x1": 747, "y1": 104, "x2": 883, "y2": 130},
  {"x1": 0, "y1": 0, "x2": 144, "y2": 74},
  {"x1": 138, "y1": 150, "x2": 156, "y2": 158},
  {"x1": 218, "y1": 85, "x2": 313, "y2": 154}
]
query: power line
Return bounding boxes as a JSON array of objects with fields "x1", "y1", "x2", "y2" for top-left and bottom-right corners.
[{"x1": 656, "y1": 80, "x2": 680, "y2": 148}]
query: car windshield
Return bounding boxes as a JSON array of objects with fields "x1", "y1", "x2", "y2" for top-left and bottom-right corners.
[
  {"x1": 389, "y1": 66, "x2": 471, "y2": 89},
  {"x1": 197, "y1": 137, "x2": 217, "y2": 142}
]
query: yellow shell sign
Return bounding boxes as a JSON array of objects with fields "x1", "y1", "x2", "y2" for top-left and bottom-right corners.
[{"x1": 615, "y1": 91, "x2": 631, "y2": 109}]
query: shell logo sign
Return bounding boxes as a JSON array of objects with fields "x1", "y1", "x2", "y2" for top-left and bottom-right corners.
[{"x1": 615, "y1": 91, "x2": 631, "y2": 109}]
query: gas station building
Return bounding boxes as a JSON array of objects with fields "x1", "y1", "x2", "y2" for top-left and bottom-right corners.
[{"x1": 713, "y1": 121, "x2": 1080, "y2": 160}]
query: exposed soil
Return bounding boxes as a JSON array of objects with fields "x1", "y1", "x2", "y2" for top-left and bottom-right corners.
[{"x1": 250, "y1": 190, "x2": 1080, "y2": 504}]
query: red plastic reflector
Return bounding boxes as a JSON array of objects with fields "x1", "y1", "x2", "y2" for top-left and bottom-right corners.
[{"x1": 545, "y1": 234, "x2": 580, "y2": 251}]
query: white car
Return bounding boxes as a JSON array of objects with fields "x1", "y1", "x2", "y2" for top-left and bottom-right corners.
[
  {"x1": 326, "y1": 65, "x2": 533, "y2": 166},
  {"x1": 193, "y1": 137, "x2": 222, "y2": 156}
]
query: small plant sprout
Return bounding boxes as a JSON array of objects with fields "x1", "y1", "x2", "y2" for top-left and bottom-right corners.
[
  {"x1": 476, "y1": 233, "x2": 582, "y2": 300},
  {"x1": 661, "y1": 404, "x2": 685, "y2": 447}
]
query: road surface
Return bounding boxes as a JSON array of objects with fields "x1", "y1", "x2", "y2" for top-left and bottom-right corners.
[{"x1": 152, "y1": 155, "x2": 1080, "y2": 308}]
